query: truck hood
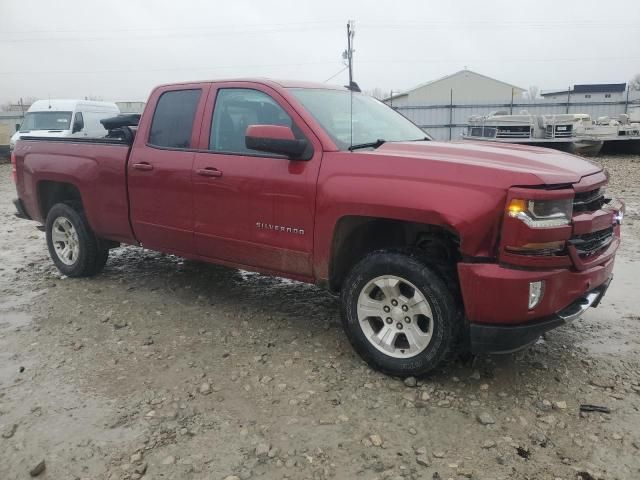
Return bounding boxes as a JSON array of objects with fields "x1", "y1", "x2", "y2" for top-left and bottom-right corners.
[{"x1": 367, "y1": 140, "x2": 601, "y2": 185}]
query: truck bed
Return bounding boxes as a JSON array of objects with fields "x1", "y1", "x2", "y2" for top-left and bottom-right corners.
[{"x1": 14, "y1": 138, "x2": 136, "y2": 244}]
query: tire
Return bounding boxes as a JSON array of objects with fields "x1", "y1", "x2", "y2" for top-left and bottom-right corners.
[
  {"x1": 45, "y1": 203, "x2": 109, "y2": 277},
  {"x1": 340, "y1": 250, "x2": 459, "y2": 377}
]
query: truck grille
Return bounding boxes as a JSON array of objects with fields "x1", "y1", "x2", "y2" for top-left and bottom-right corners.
[
  {"x1": 573, "y1": 188, "x2": 606, "y2": 213},
  {"x1": 569, "y1": 227, "x2": 614, "y2": 257}
]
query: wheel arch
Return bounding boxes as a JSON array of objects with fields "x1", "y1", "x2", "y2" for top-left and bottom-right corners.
[
  {"x1": 37, "y1": 180, "x2": 84, "y2": 220},
  {"x1": 327, "y1": 215, "x2": 461, "y2": 292}
]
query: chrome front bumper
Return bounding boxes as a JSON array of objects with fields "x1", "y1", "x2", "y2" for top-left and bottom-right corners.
[
  {"x1": 556, "y1": 276, "x2": 611, "y2": 322},
  {"x1": 469, "y1": 276, "x2": 612, "y2": 354}
]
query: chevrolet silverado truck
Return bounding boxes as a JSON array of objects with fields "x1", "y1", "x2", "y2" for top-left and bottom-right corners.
[{"x1": 11, "y1": 79, "x2": 624, "y2": 376}]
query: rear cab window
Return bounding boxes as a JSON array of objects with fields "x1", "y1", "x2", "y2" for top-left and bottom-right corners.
[{"x1": 149, "y1": 89, "x2": 202, "y2": 149}]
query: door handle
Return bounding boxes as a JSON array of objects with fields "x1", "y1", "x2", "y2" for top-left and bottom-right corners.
[
  {"x1": 132, "y1": 162, "x2": 153, "y2": 171},
  {"x1": 196, "y1": 167, "x2": 223, "y2": 178}
]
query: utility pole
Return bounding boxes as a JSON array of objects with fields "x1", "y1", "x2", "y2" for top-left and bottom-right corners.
[
  {"x1": 344, "y1": 20, "x2": 355, "y2": 87},
  {"x1": 510, "y1": 88, "x2": 514, "y2": 114},
  {"x1": 625, "y1": 85, "x2": 630, "y2": 113}
]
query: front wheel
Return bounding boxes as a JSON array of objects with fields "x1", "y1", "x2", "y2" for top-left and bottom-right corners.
[
  {"x1": 45, "y1": 203, "x2": 109, "y2": 277},
  {"x1": 340, "y1": 251, "x2": 459, "y2": 377}
]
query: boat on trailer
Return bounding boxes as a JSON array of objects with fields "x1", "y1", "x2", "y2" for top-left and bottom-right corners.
[
  {"x1": 463, "y1": 111, "x2": 603, "y2": 155},
  {"x1": 463, "y1": 111, "x2": 640, "y2": 156},
  {"x1": 594, "y1": 114, "x2": 640, "y2": 154}
]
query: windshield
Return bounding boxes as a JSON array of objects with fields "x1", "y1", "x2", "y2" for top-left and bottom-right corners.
[
  {"x1": 289, "y1": 88, "x2": 429, "y2": 150},
  {"x1": 20, "y1": 111, "x2": 72, "y2": 132}
]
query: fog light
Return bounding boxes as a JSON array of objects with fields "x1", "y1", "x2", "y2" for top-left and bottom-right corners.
[
  {"x1": 614, "y1": 210, "x2": 624, "y2": 225},
  {"x1": 529, "y1": 281, "x2": 545, "y2": 310}
]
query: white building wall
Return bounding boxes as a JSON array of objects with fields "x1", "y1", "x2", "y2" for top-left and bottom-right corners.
[
  {"x1": 388, "y1": 95, "x2": 410, "y2": 107},
  {"x1": 388, "y1": 70, "x2": 526, "y2": 106},
  {"x1": 408, "y1": 71, "x2": 524, "y2": 104},
  {"x1": 542, "y1": 92, "x2": 626, "y2": 102},
  {"x1": 115, "y1": 101, "x2": 146, "y2": 114},
  {"x1": 0, "y1": 112, "x2": 23, "y2": 148}
]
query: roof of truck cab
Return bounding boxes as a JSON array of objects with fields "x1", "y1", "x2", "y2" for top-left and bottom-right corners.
[{"x1": 154, "y1": 78, "x2": 347, "y2": 91}]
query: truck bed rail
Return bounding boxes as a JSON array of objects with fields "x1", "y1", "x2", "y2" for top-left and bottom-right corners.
[{"x1": 19, "y1": 136, "x2": 132, "y2": 146}]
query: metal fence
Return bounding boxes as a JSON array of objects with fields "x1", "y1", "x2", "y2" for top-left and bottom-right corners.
[{"x1": 393, "y1": 97, "x2": 640, "y2": 141}]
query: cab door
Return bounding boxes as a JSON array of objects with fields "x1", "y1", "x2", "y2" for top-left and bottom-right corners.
[
  {"x1": 191, "y1": 84, "x2": 322, "y2": 278},
  {"x1": 127, "y1": 84, "x2": 209, "y2": 254}
]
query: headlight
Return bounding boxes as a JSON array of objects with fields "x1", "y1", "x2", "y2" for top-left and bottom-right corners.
[{"x1": 507, "y1": 198, "x2": 573, "y2": 228}]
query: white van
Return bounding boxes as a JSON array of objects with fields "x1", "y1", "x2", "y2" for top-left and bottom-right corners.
[{"x1": 9, "y1": 100, "x2": 120, "y2": 151}]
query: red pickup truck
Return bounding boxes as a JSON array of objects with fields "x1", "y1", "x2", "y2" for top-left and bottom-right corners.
[{"x1": 11, "y1": 79, "x2": 624, "y2": 376}]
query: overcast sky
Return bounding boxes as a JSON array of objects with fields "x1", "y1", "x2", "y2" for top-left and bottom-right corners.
[{"x1": 1, "y1": 0, "x2": 639, "y2": 104}]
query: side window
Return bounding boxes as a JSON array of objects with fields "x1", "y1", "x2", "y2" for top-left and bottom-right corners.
[
  {"x1": 149, "y1": 89, "x2": 201, "y2": 149},
  {"x1": 73, "y1": 112, "x2": 84, "y2": 131},
  {"x1": 209, "y1": 88, "x2": 293, "y2": 154}
]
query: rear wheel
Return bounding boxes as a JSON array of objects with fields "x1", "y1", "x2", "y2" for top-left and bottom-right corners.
[
  {"x1": 340, "y1": 250, "x2": 458, "y2": 377},
  {"x1": 45, "y1": 203, "x2": 109, "y2": 277}
]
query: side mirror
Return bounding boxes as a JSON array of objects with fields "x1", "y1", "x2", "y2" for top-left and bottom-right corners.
[
  {"x1": 245, "y1": 125, "x2": 309, "y2": 159},
  {"x1": 72, "y1": 117, "x2": 84, "y2": 134},
  {"x1": 15, "y1": 123, "x2": 21, "y2": 132}
]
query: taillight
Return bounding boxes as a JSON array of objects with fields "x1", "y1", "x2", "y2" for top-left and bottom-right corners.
[{"x1": 10, "y1": 151, "x2": 17, "y2": 183}]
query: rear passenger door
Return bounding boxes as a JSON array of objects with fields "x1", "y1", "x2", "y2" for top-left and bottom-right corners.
[{"x1": 127, "y1": 84, "x2": 209, "y2": 254}]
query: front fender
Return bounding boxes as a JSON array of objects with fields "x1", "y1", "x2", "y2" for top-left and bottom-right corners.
[{"x1": 313, "y1": 171, "x2": 506, "y2": 281}]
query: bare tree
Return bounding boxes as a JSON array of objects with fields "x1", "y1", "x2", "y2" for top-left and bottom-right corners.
[
  {"x1": 364, "y1": 87, "x2": 385, "y2": 100},
  {"x1": 1, "y1": 97, "x2": 37, "y2": 112},
  {"x1": 527, "y1": 85, "x2": 540, "y2": 100},
  {"x1": 630, "y1": 73, "x2": 640, "y2": 91}
]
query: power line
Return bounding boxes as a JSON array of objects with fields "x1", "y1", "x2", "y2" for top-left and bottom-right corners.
[
  {"x1": 0, "y1": 60, "x2": 344, "y2": 76},
  {"x1": 0, "y1": 20, "x2": 342, "y2": 35},
  {"x1": 2, "y1": 55, "x2": 636, "y2": 77},
  {"x1": 356, "y1": 56, "x2": 640, "y2": 64},
  {"x1": 0, "y1": 25, "x2": 343, "y2": 43},
  {"x1": 5, "y1": 18, "x2": 634, "y2": 43},
  {"x1": 3, "y1": 19, "x2": 634, "y2": 36},
  {"x1": 361, "y1": 20, "x2": 637, "y2": 28},
  {"x1": 323, "y1": 66, "x2": 348, "y2": 83}
]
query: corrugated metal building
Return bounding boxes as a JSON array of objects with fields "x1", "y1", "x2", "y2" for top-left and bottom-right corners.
[
  {"x1": 0, "y1": 111, "x2": 23, "y2": 157},
  {"x1": 115, "y1": 101, "x2": 146, "y2": 114},
  {"x1": 385, "y1": 69, "x2": 526, "y2": 107},
  {"x1": 540, "y1": 83, "x2": 627, "y2": 102}
]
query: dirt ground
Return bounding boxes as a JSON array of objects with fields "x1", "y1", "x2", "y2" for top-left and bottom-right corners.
[{"x1": 1, "y1": 156, "x2": 639, "y2": 480}]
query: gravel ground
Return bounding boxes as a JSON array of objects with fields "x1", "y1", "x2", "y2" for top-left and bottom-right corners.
[{"x1": 1, "y1": 156, "x2": 639, "y2": 480}]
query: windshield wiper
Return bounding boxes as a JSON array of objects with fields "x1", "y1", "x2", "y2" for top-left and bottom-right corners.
[{"x1": 349, "y1": 139, "x2": 386, "y2": 151}]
